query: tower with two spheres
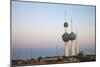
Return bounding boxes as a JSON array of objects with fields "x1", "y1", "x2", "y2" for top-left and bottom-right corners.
[{"x1": 62, "y1": 10, "x2": 78, "y2": 57}]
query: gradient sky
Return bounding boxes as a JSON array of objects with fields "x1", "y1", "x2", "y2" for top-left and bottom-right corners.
[{"x1": 11, "y1": 1, "x2": 96, "y2": 59}]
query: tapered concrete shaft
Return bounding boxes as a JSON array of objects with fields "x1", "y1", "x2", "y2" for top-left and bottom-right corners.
[{"x1": 65, "y1": 42, "x2": 69, "y2": 56}]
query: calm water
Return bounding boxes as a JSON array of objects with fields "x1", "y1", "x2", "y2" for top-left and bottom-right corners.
[{"x1": 11, "y1": 47, "x2": 96, "y2": 60}]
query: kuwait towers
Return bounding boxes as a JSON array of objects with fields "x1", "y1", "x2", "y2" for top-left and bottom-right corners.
[{"x1": 62, "y1": 10, "x2": 78, "y2": 57}]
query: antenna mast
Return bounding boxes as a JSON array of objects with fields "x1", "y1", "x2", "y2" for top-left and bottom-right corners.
[
  {"x1": 65, "y1": 9, "x2": 66, "y2": 22},
  {"x1": 71, "y1": 17, "x2": 73, "y2": 32}
]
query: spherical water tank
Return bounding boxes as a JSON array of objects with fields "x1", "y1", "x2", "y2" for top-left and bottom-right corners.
[
  {"x1": 62, "y1": 32, "x2": 69, "y2": 42},
  {"x1": 69, "y1": 32, "x2": 76, "y2": 40}
]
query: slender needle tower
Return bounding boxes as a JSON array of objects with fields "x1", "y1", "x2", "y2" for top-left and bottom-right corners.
[{"x1": 76, "y1": 28, "x2": 79, "y2": 55}]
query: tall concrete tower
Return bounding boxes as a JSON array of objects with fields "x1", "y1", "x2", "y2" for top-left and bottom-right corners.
[
  {"x1": 62, "y1": 10, "x2": 70, "y2": 57},
  {"x1": 62, "y1": 23, "x2": 69, "y2": 57}
]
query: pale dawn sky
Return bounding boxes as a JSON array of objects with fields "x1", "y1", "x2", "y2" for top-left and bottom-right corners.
[{"x1": 11, "y1": 1, "x2": 95, "y2": 59}]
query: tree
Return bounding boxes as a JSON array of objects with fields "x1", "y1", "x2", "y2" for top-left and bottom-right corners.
[
  {"x1": 78, "y1": 51, "x2": 84, "y2": 56},
  {"x1": 37, "y1": 56, "x2": 42, "y2": 62}
]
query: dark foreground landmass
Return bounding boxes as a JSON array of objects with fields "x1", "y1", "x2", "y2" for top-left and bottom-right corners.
[{"x1": 11, "y1": 54, "x2": 96, "y2": 67}]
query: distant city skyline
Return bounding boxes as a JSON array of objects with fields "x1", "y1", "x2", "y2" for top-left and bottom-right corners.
[{"x1": 11, "y1": 1, "x2": 96, "y2": 59}]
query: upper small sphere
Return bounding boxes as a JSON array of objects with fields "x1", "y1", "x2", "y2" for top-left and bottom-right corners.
[
  {"x1": 69, "y1": 32, "x2": 76, "y2": 40},
  {"x1": 62, "y1": 32, "x2": 70, "y2": 42},
  {"x1": 64, "y1": 22, "x2": 68, "y2": 27}
]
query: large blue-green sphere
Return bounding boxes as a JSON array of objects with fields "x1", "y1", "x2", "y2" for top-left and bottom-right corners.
[
  {"x1": 69, "y1": 32, "x2": 76, "y2": 40},
  {"x1": 62, "y1": 32, "x2": 70, "y2": 42}
]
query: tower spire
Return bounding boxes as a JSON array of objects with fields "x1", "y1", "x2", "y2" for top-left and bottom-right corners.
[
  {"x1": 65, "y1": 9, "x2": 66, "y2": 22},
  {"x1": 71, "y1": 17, "x2": 73, "y2": 32},
  {"x1": 64, "y1": 9, "x2": 68, "y2": 32}
]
